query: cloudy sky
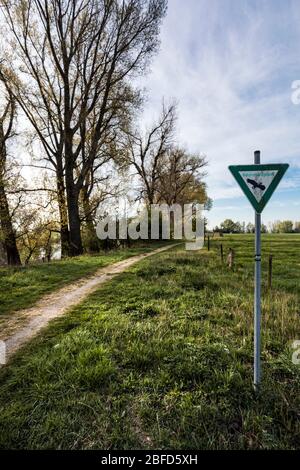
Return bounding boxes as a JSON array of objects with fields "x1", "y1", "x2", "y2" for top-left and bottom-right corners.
[{"x1": 140, "y1": 0, "x2": 300, "y2": 228}]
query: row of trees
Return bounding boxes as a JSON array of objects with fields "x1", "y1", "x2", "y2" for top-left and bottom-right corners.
[
  {"x1": 0, "y1": 0, "x2": 209, "y2": 265},
  {"x1": 214, "y1": 219, "x2": 300, "y2": 234},
  {"x1": 269, "y1": 221, "x2": 300, "y2": 233}
]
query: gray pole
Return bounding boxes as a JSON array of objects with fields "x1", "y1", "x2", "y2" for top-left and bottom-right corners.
[{"x1": 254, "y1": 150, "x2": 261, "y2": 390}]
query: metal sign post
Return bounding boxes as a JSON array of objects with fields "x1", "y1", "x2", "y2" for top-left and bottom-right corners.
[
  {"x1": 254, "y1": 150, "x2": 261, "y2": 390},
  {"x1": 229, "y1": 153, "x2": 289, "y2": 390}
]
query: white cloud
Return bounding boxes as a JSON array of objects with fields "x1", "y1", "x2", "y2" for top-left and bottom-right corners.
[{"x1": 138, "y1": 0, "x2": 300, "y2": 224}]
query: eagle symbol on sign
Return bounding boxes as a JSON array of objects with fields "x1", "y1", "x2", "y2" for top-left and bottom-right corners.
[{"x1": 246, "y1": 178, "x2": 266, "y2": 192}]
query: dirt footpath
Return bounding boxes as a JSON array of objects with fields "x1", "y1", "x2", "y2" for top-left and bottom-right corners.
[{"x1": 0, "y1": 244, "x2": 179, "y2": 362}]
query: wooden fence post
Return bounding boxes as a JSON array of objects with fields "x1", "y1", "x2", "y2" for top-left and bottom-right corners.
[
  {"x1": 227, "y1": 248, "x2": 234, "y2": 269},
  {"x1": 220, "y1": 244, "x2": 224, "y2": 264},
  {"x1": 207, "y1": 236, "x2": 210, "y2": 251}
]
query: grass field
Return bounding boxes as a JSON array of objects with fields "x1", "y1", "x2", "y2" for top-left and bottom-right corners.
[
  {"x1": 0, "y1": 234, "x2": 299, "y2": 449},
  {"x1": 0, "y1": 242, "x2": 170, "y2": 317}
]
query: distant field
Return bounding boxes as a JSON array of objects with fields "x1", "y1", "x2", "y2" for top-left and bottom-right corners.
[
  {"x1": 0, "y1": 235, "x2": 299, "y2": 449},
  {"x1": 210, "y1": 233, "x2": 300, "y2": 294}
]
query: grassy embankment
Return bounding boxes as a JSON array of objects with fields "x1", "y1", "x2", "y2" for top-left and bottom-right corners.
[
  {"x1": 0, "y1": 234, "x2": 299, "y2": 449},
  {"x1": 0, "y1": 242, "x2": 172, "y2": 317}
]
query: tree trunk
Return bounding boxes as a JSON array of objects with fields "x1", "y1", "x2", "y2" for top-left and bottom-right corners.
[
  {"x1": 0, "y1": 182, "x2": 21, "y2": 265},
  {"x1": 0, "y1": 124, "x2": 21, "y2": 266},
  {"x1": 81, "y1": 185, "x2": 99, "y2": 253},
  {"x1": 63, "y1": 73, "x2": 83, "y2": 258},
  {"x1": 65, "y1": 163, "x2": 83, "y2": 256},
  {"x1": 56, "y1": 159, "x2": 70, "y2": 258}
]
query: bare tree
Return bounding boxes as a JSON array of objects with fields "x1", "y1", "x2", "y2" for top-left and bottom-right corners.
[
  {"x1": 78, "y1": 95, "x2": 136, "y2": 252},
  {"x1": 124, "y1": 102, "x2": 176, "y2": 206},
  {"x1": 0, "y1": 83, "x2": 21, "y2": 265},
  {"x1": 0, "y1": 0, "x2": 167, "y2": 256},
  {"x1": 156, "y1": 146, "x2": 208, "y2": 206}
]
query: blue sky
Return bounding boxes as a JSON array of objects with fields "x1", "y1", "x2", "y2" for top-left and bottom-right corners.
[{"x1": 139, "y1": 0, "x2": 300, "y2": 228}]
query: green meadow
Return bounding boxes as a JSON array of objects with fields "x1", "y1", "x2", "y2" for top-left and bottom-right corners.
[{"x1": 0, "y1": 234, "x2": 299, "y2": 449}]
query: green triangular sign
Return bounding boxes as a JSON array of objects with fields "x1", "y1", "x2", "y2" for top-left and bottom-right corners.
[{"x1": 229, "y1": 164, "x2": 289, "y2": 213}]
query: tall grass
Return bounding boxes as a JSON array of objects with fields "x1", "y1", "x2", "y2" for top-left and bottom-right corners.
[{"x1": 0, "y1": 235, "x2": 299, "y2": 449}]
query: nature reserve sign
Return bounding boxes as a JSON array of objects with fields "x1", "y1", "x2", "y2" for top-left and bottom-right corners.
[
  {"x1": 229, "y1": 152, "x2": 289, "y2": 390},
  {"x1": 229, "y1": 164, "x2": 289, "y2": 213}
]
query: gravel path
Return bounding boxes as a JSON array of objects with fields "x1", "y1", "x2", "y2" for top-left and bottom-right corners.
[{"x1": 0, "y1": 244, "x2": 178, "y2": 363}]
